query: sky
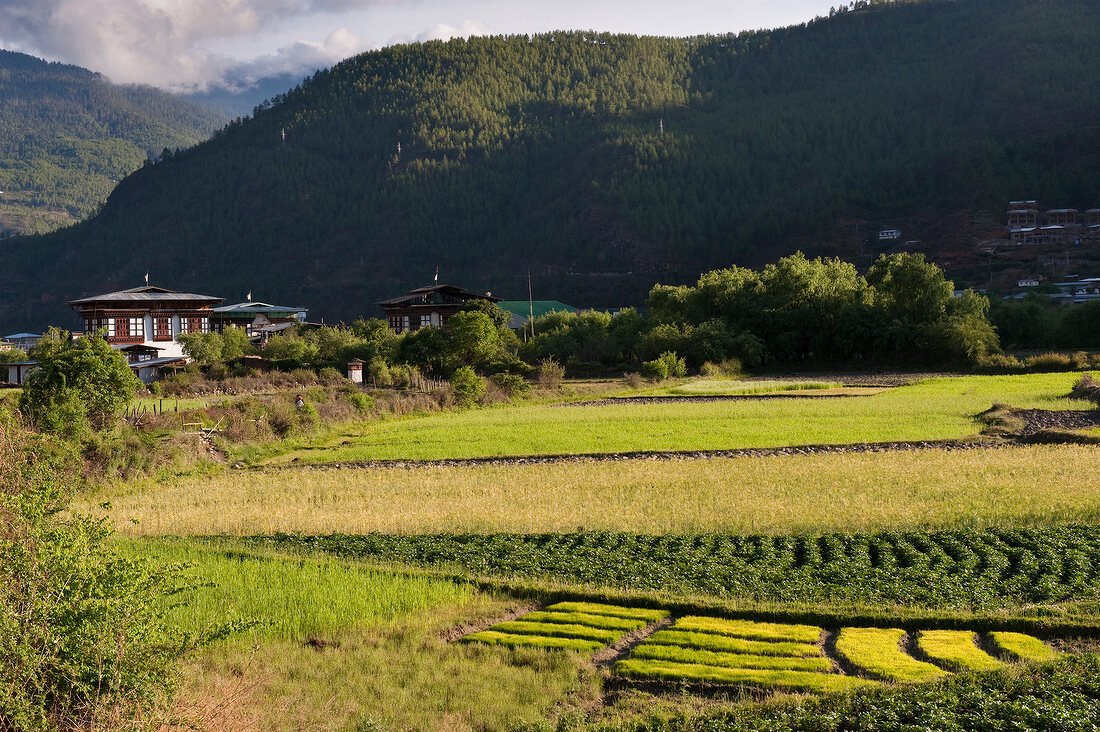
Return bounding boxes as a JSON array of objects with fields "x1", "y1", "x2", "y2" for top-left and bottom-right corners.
[{"x1": 0, "y1": 0, "x2": 839, "y2": 93}]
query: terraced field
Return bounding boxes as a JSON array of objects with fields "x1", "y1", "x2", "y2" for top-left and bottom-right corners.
[{"x1": 462, "y1": 611, "x2": 1061, "y2": 694}]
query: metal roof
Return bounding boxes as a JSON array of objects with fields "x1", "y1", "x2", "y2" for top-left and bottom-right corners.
[
  {"x1": 69, "y1": 286, "x2": 224, "y2": 306},
  {"x1": 3, "y1": 332, "x2": 41, "y2": 340},
  {"x1": 212, "y1": 301, "x2": 308, "y2": 314},
  {"x1": 377, "y1": 284, "x2": 499, "y2": 306},
  {"x1": 496, "y1": 300, "x2": 579, "y2": 319}
]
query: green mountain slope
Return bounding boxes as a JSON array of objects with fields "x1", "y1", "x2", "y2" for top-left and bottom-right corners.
[
  {"x1": 0, "y1": 50, "x2": 226, "y2": 237},
  {"x1": 2, "y1": 0, "x2": 1099, "y2": 330}
]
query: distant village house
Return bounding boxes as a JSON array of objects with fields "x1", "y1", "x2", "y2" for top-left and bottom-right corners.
[{"x1": 378, "y1": 284, "x2": 498, "y2": 333}]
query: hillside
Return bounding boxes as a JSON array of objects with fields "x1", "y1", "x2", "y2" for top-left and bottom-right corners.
[
  {"x1": 0, "y1": 50, "x2": 226, "y2": 237},
  {"x1": 2, "y1": 0, "x2": 1099, "y2": 331}
]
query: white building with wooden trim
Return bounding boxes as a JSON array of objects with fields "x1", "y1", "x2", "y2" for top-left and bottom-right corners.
[{"x1": 68, "y1": 285, "x2": 225, "y2": 358}]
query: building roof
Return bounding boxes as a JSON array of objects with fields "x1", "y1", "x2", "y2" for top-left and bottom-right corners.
[
  {"x1": 377, "y1": 284, "x2": 499, "y2": 307},
  {"x1": 497, "y1": 300, "x2": 580, "y2": 329},
  {"x1": 3, "y1": 332, "x2": 41, "y2": 340},
  {"x1": 212, "y1": 301, "x2": 308, "y2": 316},
  {"x1": 69, "y1": 285, "x2": 223, "y2": 307},
  {"x1": 496, "y1": 300, "x2": 579, "y2": 319}
]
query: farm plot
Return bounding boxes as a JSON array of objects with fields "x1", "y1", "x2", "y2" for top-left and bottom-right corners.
[
  {"x1": 915, "y1": 630, "x2": 1004, "y2": 672},
  {"x1": 102, "y1": 444, "x2": 1100, "y2": 537},
  {"x1": 990, "y1": 631, "x2": 1061, "y2": 663},
  {"x1": 260, "y1": 373, "x2": 1092, "y2": 465},
  {"x1": 611, "y1": 617, "x2": 1060, "y2": 692},
  {"x1": 616, "y1": 617, "x2": 841, "y2": 691},
  {"x1": 834, "y1": 628, "x2": 952, "y2": 682},
  {"x1": 462, "y1": 601, "x2": 668, "y2": 652},
  {"x1": 250, "y1": 524, "x2": 1100, "y2": 612}
]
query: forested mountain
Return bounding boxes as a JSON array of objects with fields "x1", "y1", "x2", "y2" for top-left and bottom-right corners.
[
  {"x1": 3, "y1": 0, "x2": 1099, "y2": 331},
  {"x1": 0, "y1": 50, "x2": 226, "y2": 237}
]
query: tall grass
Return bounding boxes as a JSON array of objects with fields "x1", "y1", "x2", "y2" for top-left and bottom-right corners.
[
  {"x1": 259, "y1": 372, "x2": 1092, "y2": 464},
  {"x1": 121, "y1": 538, "x2": 472, "y2": 641},
  {"x1": 94, "y1": 444, "x2": 1100, "y2": 536}
]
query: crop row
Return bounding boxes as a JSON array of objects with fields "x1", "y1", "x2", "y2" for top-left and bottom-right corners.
[
  {"x1": 462, "y1": 601, "x2": 667, "y2": 651},
  {"x1": 254, "y1": 525, "x2": 1100, "y2": 609},
  {"x1": 465, "y1": 611, "x2": 1060, "y2": 694}
]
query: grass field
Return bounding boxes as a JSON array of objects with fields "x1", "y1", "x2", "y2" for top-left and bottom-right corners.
[
  {"x1": 124, "y1": 539, "x2": 474, "y2": 641},
  {"x1": 94, "y1": 444, "x2": 1100, "y2": 536},
  {"x1": 255, "y1": 373, "x2": 1091, "y2": 464},
  {"x1": 86, "y1": 371, "x2": 1100, "y2": 730}
]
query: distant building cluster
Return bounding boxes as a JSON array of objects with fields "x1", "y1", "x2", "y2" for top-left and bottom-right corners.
[
  {"x1": 1005, "y1": 199, "x2": 1100, "y2": 246},
  {"x1": 4, "y1": 285, "x2": 307, "y2": 385}
]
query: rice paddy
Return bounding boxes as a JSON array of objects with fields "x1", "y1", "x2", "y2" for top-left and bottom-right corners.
[
  {"x1": 124, "y1": 538, "x2": 473, "y2": 642},
  {"x1": 834, "y1": 628, "x2": 949, "y2": 682},
  {"x1": 990, "y1": 631, "x2": 1061, "y2": 663},
  {"x1": 915, "y1": 630, "x2": 1004, "y2": 672},
  {"x1": 93, "y1": 444, "x2": 1100, "y2": 536},
  {"x1": 259, "y1": 372, "x2": 1090, "y2": 464}
]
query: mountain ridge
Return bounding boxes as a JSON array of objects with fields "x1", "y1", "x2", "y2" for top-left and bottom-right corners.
[{"x1": 3, "y1": 0, "x2": 1099, "y2": 332}]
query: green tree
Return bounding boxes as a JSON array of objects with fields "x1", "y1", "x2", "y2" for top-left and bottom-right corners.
[
  {"x1": 219, "y1": 326, "x2": 255, "y2": 360},
  {"x1": 445, "y1": 311, "x2": 504, "y2": 372},
  {"x1": 178, "y1": 330, "x2": 223, "y2": 364},
  {"x1": 866, "y1": 252, "x2": 953, "y2": 325},
  {"x1": 20, "y1": 334, "x2": 141, "y2": 437}
]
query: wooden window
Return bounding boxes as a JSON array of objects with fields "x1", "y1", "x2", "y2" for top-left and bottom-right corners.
[
  {"x1": 388, "y1": 315, "x2": 402, "y2": 333},
  {"x1": 420, "y1": 314, "x2": 432, "y2": 329},
  {"x1": 154, "y1": 316, "x2": 172, "y2": 341},
  {"x1": 180, "y1": 316, "x2": 207, "y2": 335}
]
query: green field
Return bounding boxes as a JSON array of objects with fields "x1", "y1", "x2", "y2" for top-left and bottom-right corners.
[
  {"x1": 258, "y1": 373, "x2": 1090, "y2": 464},
  {"x1": 87, "y1": 371, "x2": 1100, "y2": 730}
]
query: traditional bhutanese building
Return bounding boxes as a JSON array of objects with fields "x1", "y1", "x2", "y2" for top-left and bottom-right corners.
[
  {"x1": 377, "y1": 284, "x2": 498, "y2": 334},
  {"x1": 68, "y1": 285, "x2": 224, "y2": 359}
]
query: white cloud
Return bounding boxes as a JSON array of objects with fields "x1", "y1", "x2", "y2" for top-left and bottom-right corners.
[{"x1": 0, "y1": 0, "x2": 386, "y2": 90}]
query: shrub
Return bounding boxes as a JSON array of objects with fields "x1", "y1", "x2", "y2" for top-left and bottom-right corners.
[
  {"x1": 348, "y1": 392, "x2": 374, "y2": 413},
  {"x1": 0, "y1": 415, "x2": 197, "y2": 730},
  {"x1": 536, "y1": 358, "x2": 565, "y2": 390},
  {"x1": 700, "y1": 357, "x2": 743, "y2": 378},
  {"x1": 449, "y1": 366, "x2": 486, "y2": 408},
  {"x1": 642, "y1": 351, "x2": 686, "y2": 381},
  {"x1": 1023, "y1": 352, "x2": 1075, "y2": 372},
  {"x1": 1070, "y1": 374, "x2": 1100, "y2": 408},
  {"x1": 490, "y1": 372, "x2": 531, "y2": 400},
  {"x1": 20, "y1": 333, "x2": 142, "y2": 438},
  {"x1": 622, "y1": 372, "x2": 645, "y2": 389}
]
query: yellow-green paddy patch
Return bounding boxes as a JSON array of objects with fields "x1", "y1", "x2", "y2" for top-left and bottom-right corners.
[{"x1": 94, "y1": 444, "x2": 1100, "y2": 536}]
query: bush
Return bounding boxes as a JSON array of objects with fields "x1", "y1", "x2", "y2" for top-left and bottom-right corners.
[
  {"x1": 700, "y1": 358, "x2": 743, "y2": 378},
  {"x1": 1071, "y1": 374, "x2": 1100, "y2": 408},
  {"x1": 1023, "y1": 352, "x2": 1076, "y2": 372},
  {"x1": 0, "y1": 415, "x2": 197, "y2": 730},
  {"x1": 449, "y1": 366, "x2": 486, "y2": 408},
  {"x1": 643, "y1": 351, "x2": 687, "y2": 381},
  {"x1": 536, "y1": 358, "x2": 565, "y2": 390},
  {"x1": 490, "y1": 373, "x2": 531, "y2": 400},
  {"x1": 20, "y1": 333, "x2": 142, "y2": 438}
]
